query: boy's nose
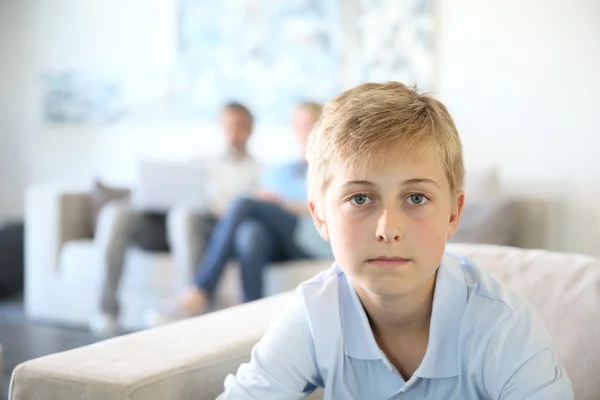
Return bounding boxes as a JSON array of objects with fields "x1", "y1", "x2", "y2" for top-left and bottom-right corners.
[{"x1": 376, "y1": 208, "x2": 405, "y2": 242}]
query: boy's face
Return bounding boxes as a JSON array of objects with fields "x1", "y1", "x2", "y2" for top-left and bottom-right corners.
[{"x1": 311, "y1": 149, "x2": 464, "y2": 298}]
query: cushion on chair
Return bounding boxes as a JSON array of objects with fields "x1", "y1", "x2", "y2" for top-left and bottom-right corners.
[
  {"x1": 59, "y1": 240, "x2": 102, "y2": 285},
  {"x1": 120, "y1": 248, "x2": 176, "y2": 293},
  {"x1": 451, "y1": 198, "x2": 519, "y2": 246}
]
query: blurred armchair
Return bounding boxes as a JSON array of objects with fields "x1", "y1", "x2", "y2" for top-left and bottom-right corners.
[{"x1": 24, "y1": 185, "x2": 199, "y2": 330}]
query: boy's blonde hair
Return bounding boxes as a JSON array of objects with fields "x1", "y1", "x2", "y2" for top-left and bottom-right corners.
[{"x1": 306, "y1": 81, "x2": 464, "y2": 210}]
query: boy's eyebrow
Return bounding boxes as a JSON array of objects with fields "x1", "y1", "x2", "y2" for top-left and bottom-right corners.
[
  {"x1": 403, "y1": 178, "x2": 441, "y2": 188},
  {"x1": 342, "y1": 180, "x2": 376, "y2": 187},
  {"x1": 342, "y1": 178, "x2": 440, "y2": 188}
]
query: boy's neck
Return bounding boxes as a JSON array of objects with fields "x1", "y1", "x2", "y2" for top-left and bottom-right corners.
[{"x1": 355, "y1": 272, "x2": 437, "y2": 337}]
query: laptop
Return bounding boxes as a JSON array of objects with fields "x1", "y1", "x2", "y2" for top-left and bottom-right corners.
[{"x1": 132, "y1": 159, "x2": 208, "y2": 213}]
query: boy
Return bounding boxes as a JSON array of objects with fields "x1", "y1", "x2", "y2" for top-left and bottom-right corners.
[{"x1": 218, "y1": 82, "x2": 573, "y2": 399}]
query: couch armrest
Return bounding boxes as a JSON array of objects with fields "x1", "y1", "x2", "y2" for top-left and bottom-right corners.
[
  {"x1": 10, "y1": 292, "x2": 324, "y2": 400},
  {"x1": 166, "y1": 206, "x2": 205, "y2": 287},
  {"x1": 25, "y1": 186, "x2": 92, "y2": 274},
  {"x1": 24, "y1": 186, "x2": 91, "y2": 318}
]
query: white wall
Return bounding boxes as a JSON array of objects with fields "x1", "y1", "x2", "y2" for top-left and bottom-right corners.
[
  {"x1": 0, "y1": 1, "x2": 28, "y2": 218},
  {"x1": 1, "y1": 0, "x2": 599, "y2": 254},
  {"x1": 437, "y1": 0, "x2": 600, "y2": 255}
]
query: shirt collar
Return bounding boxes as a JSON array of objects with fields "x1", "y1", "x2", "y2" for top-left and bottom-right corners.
[
  {"x1": 341, "y1": 269, "x2": 383, "y2": 360},
  {"x1": 416, "y1": 254, "x2": 467, "y2": 378},
  {"x1": 341, "y1": 255, "x2": 468, "y2": 378}
]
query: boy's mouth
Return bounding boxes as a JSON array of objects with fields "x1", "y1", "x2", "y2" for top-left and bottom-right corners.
[{"x1": 366, "y1": 256, "x2": 412, "y2": 267}]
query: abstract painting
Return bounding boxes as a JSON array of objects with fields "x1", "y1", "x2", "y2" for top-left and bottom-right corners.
[
  {"x1": 42, "y1": 72, "x2": 128, "y2": 125},
  {"x1": 41, "y1": 0, "x2": 434, "y2": 125},
  {"x1": 176, "y1": 0, "x2": 342, "y2": 123},
  {"x1": 353, "y1": 0, "x2": 434, "y2": 90}
]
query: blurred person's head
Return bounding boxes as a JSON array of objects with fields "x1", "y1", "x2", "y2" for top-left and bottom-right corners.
[
  {"x1": 293, "y1": 102, "x2": 323, "y2": 156},
  {"x1": 220, "y1": 102, "x2": 254, "y2": 156}
]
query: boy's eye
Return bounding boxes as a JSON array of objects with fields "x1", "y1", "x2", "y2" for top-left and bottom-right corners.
[
  {"x1": 406, "y1": 193, "x2": 428, "y2": 205},
  {"x1": 350, "y1": 194, "x2": 372, "y2": 206}
]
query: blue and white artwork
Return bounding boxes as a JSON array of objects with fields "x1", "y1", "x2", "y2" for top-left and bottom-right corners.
[
  {"x1": 175, "y1": 0, "x2": 342, "y2": 123},
  {"x1": 354, "y1": 0, "x2": 434, "y2": 90},
  {"x1": 42, "y1": 72, "x2": 128, "y2": 125},
  {"x1": 41, "y1": 0, "x2": 434, "y2": 126}
]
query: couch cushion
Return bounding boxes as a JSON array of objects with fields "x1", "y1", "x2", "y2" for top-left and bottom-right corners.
[
  {"x1": 446, "y1": 243, "x2": 600, "y2": 400},
  {"x1": 60, "y1": 241, "x2": 174, "y2": 290},
  {"x1": 450, "y1": 198, "x2": 519, "y2": 246},
  {"x1": 120, "y1": 247, "x2": 176, "y2": 293},
  {"x1": 464, "y1": 166, "x2": 500, "y2": 201},
  {"x1": 59, "y1": 240, "x2": 101, "y2": 284}
]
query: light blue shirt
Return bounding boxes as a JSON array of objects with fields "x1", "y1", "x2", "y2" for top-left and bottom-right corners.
[
  {"x1": 220, "y1": 254, "x2": 573, "y2": 399},
  {"x1": 260, "y1": 161, "x2": 333, "y2": 259},
  {"x1": 260, "y1": 161, "x2": 308, "y2": 203}
]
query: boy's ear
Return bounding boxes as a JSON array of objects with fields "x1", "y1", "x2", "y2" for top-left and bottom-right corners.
[
  {"x1": 446, "y1": 191, "x2": 465, "y2": 240},
  {"x1": 309, "y1": 201, "x2": 330, "y2": 241}
]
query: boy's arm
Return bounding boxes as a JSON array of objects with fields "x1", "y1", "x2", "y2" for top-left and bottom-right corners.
[
  {"x1": 218, "y1": 298, "x2": 322, "y2": 399},
  {"x1": 482, "y1": 302, "x2": 574, "y2": 400}
]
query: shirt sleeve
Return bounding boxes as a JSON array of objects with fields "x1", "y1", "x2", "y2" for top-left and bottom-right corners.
[
  {"x1": 217, "y1": 297, "x2": 322, "y2": 399},
  {"x1": 482, "y1": 302, "x2": 574, "y2": 400}
]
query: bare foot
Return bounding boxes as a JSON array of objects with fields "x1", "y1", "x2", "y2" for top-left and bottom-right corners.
[{"x1": 176, "y1": 287, "x2": 208, "y2": 316}]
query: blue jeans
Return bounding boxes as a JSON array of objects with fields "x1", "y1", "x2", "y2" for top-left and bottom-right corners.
[{"x1": 194, "y1": 197, "x2": 310, "y2": 302}]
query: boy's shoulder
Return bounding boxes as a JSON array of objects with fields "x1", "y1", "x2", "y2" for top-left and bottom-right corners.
[
  {"x1": 445, "y1": 254, "x2": 549, "y2": 350},
  {"x1": 445, "y1": 254, "x2": 557, "y2": 393},
  {"x1": 296, "y1": 263, "x2": 344, "y2": 300},
  {"x1": 293, "y1": 264, "x2": 352, "y2": 329},
  {"x1": 446, "y1": 252, "x2": 527, "y2": 313}
]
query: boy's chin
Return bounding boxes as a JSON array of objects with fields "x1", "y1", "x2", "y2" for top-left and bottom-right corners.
[{"x1": 356, "y1": 277, "x2": 419, "y2": 298}]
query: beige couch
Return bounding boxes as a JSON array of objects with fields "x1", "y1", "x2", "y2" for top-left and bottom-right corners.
[{"x1": 10, "y1": 244, "x2": 600, "y2": 400}]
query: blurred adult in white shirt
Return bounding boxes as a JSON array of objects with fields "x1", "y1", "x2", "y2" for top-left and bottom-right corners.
[{"x1": 91, "y1": 102, "x2": 262, "y2": 335}]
